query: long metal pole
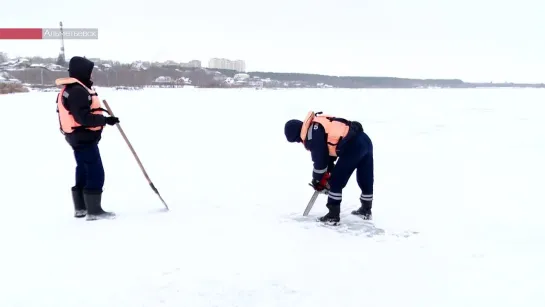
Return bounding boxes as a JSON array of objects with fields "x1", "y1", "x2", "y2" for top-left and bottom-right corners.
[{"x1": 102, "y1": 99, "x2": 169, "y2": 210}]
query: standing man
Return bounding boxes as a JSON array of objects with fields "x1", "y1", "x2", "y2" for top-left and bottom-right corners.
[
  {"x1": 284, "y1": 111, "x2": 374, "y2": 224},
  {"x1": 56, "y1": 56, "x2": 120, "y2": 221}
]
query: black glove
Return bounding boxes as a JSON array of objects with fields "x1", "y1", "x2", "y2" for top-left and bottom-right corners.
[{"x1": 105, "y1": 116, "x2": 120, "y2": 126}]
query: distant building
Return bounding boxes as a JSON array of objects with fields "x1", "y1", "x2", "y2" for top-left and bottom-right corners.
[
  {"x1": 208, "y1": 58, "x2": 229, "y2": 70},
  {"x1": 208, "y1": 58, "x2": 246, "y2": 72},
  {"x1": 189, "y1": 60, "x2": 201, "y2": 68},
  {"x1": 234, "y1": 60, "x2": 245, "y2": 72},
  {"x1": 181, "y1": 60, "x2": 201, "y2": 68}
]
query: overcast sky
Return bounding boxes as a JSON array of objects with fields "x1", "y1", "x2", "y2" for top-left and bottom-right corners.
[{"x1": 1, "y1": 0, "x2": 543, "y2": 82}]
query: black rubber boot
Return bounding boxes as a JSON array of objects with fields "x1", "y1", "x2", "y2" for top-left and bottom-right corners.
[
  {"x1": 351, "y1": 200, "x2": 372, "y2": 220},
  {"x1": 83, "y1": 190, "x2": 116, "y2": 221},
  {"x1": 318, "y1": 203, "x2": 341, "y2": 225},
  {"x1": 71, "y1": 187, "x2": 87, "y2": 218}
]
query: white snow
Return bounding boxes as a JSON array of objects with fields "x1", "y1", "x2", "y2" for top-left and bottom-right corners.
[
  {"x1": 29, "y1": 63, "x2": 66, "y2": 71},
  {"x1": 1, "y1": 88, "x2": 544, "y2": 306}
]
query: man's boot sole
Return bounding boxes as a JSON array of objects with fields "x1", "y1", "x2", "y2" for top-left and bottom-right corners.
[
  {"x1": 74, "y1": 210, "x2": 87, "y2": 218},
  {"x1": 86, "y1": 213, "x2": 116, "y2": 221},
  {"x1": 351, "y1": 211, "x2": 372, "y2": 220}
]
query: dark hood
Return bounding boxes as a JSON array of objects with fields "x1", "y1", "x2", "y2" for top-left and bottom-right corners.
[
  {"x1": 284, "y1": 119, "x2": 303, "y2": 143},
  {"x1": 68, "y1": 56, "x2": 94, "y2": 87}
]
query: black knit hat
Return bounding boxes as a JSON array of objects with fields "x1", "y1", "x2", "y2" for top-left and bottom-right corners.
[{"x1": 284, "y1": 119, "x2": 303, "y2": 143}]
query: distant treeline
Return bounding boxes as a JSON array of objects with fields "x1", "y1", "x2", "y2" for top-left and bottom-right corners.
[
  {"x1": 212, "y1": 68, "x2": 464, "y2": 88},
  {"x1": 3, "y1": 54, "x2": 545, "y2": 88},
  {"x1": 210, "y1": 68, "x2": 545, "y2": 88}
]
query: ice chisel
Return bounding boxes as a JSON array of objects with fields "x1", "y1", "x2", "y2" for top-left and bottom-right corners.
[{"x1": 102, "y1": 99, "x2": 169, "y2": 210}]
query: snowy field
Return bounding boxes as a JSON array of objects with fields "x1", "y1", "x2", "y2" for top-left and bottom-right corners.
[{"x1": 1, "y1": 87, "x2": 544, "y2": 307}]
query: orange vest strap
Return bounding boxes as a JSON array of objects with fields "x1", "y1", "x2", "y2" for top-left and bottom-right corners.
[{"x1": 90, "y1": 107, "x2": 110, "y2": 115}]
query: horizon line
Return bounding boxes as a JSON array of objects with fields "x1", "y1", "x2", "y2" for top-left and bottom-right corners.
[{"x1": 2, "y1": 54, "x2": 544, "y2": 85}]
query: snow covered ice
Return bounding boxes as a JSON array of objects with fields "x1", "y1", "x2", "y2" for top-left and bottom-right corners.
[{"x1": 1, "y1": 87, "x2": 544, "y2": 307}]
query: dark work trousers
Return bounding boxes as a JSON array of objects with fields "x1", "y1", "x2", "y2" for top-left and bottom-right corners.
[
  {"x1": 327, "y1": 131, "x2": 374, "y2": 206},
  {"x1": 73, "y1": 144, "x2": 105, "y2": 192}
]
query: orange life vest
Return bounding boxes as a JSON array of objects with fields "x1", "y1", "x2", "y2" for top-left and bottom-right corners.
[
  {"x1": 55, "y1": 77, "x2": 104, "y2": 134},
  {"x1": 300, "y1": 111, "x2": 350, "y2": 157}
]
